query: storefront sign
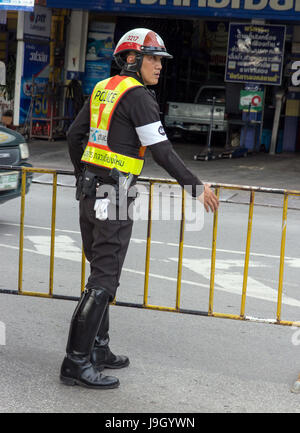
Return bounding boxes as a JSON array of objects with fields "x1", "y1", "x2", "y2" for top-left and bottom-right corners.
[
  {"x1": 225, "y1": 23, "x2": 285, "y2": 86},
  {"x1": 46, "y1": 0, "x2": 300, "y2": 21},
  {"x1": 24, "y1": 5, "x2": 52, "y2": 40},
  {"x1": 0, "y1": 0, "x2": 34, "y2": 11},
  {"x1": 83, "y1": 22, "x2": 115, "y2": 95},
  {"x1": 19, "y1": 5, "x2": 51, "y2": 124}
]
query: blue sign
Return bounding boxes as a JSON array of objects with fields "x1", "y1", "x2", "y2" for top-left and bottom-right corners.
[
  {"x1": 225, "y1": 23, "x2": 285, "y2": 86},
  {"x1": 83, "y1": 61, "x2": 112, "y2": 95},
  {"x1": 0, "y1": 0, "x2": 34, "y2": 11},
  {"x1": 20, "y1": 42, "x2": 50, "y2": 124},
  {"x1": 46, "y1": 0, "x2": 300, "y2": 21}
]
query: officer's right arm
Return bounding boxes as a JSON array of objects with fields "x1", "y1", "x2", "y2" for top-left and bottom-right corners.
[{"x1": 67, "y1": 99, "x2": 90, "y2": 178}]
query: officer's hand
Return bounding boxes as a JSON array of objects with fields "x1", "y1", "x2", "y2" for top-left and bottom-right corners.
[{"x1": 198, "y1": 183, "x2": 219, "y2": 213}]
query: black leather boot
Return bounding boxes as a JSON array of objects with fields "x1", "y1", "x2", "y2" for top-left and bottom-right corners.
[
  {"x1": 60, "y1": 288, "x2": 120, "y2": 389},
  {"x1": 91, "y1": 305, "x2": 129, "y2": 371}
]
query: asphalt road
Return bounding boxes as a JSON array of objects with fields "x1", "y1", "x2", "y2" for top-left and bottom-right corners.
[{"x1": 0, "y1": 178, "x2": 300, "y2": 413}]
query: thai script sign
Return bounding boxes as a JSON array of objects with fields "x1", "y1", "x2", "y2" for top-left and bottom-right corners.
[
  {"x1": 225, "y1": 23, "x2": 285, "y2": 86},
  {"x1": 46, "y1": 0, "x2": 300, "y2": 20}
]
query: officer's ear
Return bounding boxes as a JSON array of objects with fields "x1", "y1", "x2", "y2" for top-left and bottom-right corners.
[{"x1": 126, "y1": 52, "x2": 136, "y2": 64}]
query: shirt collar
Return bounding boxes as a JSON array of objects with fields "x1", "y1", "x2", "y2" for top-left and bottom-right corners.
[{"x1": 120, "y1": 70, "x2": 144, "y2": 85}]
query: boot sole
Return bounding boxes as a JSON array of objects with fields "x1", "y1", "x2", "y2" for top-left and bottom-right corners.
[{"x1": 60, "y1": 374, "x2": 120, "y2": 389}]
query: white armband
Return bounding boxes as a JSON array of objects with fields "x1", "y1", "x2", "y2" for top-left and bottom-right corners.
[{"x1": 135, "y1": 121, "x2": 168, "y2": 146}]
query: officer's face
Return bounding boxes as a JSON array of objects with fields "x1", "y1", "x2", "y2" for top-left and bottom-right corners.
[{"x1": 140, "y1": 55, "x2": 163, "y2": 86}]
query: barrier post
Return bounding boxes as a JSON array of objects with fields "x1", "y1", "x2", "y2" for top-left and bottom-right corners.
[
  {"x1": 143, "y1": 182, "x2": 154, "y2": 307},
  {"x1": 240, "y1": 190, "x2": 255, "y2": 318},
  {"x1": 276, "y1": 192, "x2": 288, "y2": 322},
  {"x1": 208, "y1": 187, "x2": 220, "y2": 315},
  {"x1": 175, "y1": 189, "x2": 185, "y2": 311},
  {"x1": 18, "y1": 168, "x2": 27, "y2": 293},
  {"x1": 49, "y1": 172, "x2": 57, "y2": 296}
]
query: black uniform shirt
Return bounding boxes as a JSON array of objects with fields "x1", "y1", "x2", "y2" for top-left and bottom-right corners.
[{"x1": 67, "y1": 71, "x2": 203, "y2": 197}]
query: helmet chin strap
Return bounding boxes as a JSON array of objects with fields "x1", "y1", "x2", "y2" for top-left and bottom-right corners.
[
  {"x1": 124, "y1": 53, "x2": 145, "y2": 85},
  {"x1": 136, "y1": 71, "x2": 145, "y2": 86}
]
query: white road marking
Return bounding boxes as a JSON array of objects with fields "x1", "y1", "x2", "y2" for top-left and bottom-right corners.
[
  {"x1": 0, "y1": 240, "x2": 208, "y2": 289},
  {"x1": 169, "y1": 257, "x2": 300, "y2": 308},
  {"x1": 0, "y1": 231, "x2": 299, "y2": 306},
  {"x1": 0, "y1": 220, "x2": 298, "y2": 260},
  {"x1": 0, "y1": 221, "x2": 80, "y2": 235},
  {"x1": 25, "y1": 235, "x2": 82, "y2": 262}
]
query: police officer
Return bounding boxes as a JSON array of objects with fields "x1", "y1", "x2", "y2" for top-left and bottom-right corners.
[{"x1": 60, "y1": 28, "x2": 219, "y2": 389}]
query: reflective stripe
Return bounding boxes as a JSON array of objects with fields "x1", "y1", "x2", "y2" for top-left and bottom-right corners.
[
  {"x1": 82, "y1": 145, "x2": 144, "y2": 176},
  {"x1": 82, "y1": 75, "x2": 144, "y2": 174}
]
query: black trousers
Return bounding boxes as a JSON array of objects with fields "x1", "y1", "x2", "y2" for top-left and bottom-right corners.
[{"x1": 79, "y1": 195, "x2": 134, "y2": 300}]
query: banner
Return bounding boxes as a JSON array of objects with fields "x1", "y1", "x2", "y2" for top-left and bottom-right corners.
[
  {"x1": 20, "y1": 42, "x2": 50, "y2": 124},
  {"x1": 83, "y1": 22, "x2": 115, "y2": 96},
  {"x1": 46, "y1": 0, "x2": 300, "y2": 21},
  {"x1": 19, "y1": 5, "x2": 51, "y2": 124},
  {"x1": 225, "y1": 23, "x2": 285, "y2": 86},
  {"x1": 0, "y1": 0, "x2": 34, "y2": 11}
]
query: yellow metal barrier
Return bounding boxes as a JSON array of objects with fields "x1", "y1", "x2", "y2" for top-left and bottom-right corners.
[{"x1": 1, "y1": 165, "x2": 300, "y2": 328}]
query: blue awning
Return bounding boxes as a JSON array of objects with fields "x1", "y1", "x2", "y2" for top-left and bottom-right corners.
[{"x1": 45, "y1": 0, "x2": 300, "y2": 21}]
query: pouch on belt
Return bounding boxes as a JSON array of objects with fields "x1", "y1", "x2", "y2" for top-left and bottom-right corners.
[{"x1": 81, "y1": 170, "x2": 98, "y2": 198}]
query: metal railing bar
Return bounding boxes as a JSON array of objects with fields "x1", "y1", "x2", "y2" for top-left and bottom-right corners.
[
  {"x1": 1, "y1": 166, "x2": 299, "y2": 196},
  {"x1": 1, "y1": 288, "x2": 299, "y2": 327},
  {"x1": 220, "y1": 200, "x2": 300, "y2": 211},
  {"x1": 0, "y1": 165, "x2": 74, "y2": 176}
]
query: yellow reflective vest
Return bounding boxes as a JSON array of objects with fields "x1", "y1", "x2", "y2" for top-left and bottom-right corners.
[{"x1": 81, "y1": 75, "x2": 145, "y2": 176}]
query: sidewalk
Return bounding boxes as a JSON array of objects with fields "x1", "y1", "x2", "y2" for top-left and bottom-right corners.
[{"x1": 27, "y1": 138, "x2": 300, "y2": 209}]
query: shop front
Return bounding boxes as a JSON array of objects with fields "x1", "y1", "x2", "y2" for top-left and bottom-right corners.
[
  {"x1": 26, "y1": 1, "x2": 300, "y2": 152},
  {"x1": 0, "y1": 1, "x2": 34, "y2": 125}
]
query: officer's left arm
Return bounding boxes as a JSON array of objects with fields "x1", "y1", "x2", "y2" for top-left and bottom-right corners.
[
  {"x1": 129, "y1": 89, "x2": 218, "y2": 212},
  {"x1": 129, "y1": 89, "x2": 203, "y2": 197}
]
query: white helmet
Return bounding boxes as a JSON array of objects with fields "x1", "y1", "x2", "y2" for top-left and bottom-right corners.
[{"x1": 113, "y1": 28, "x2": 172, "y2": 72}]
